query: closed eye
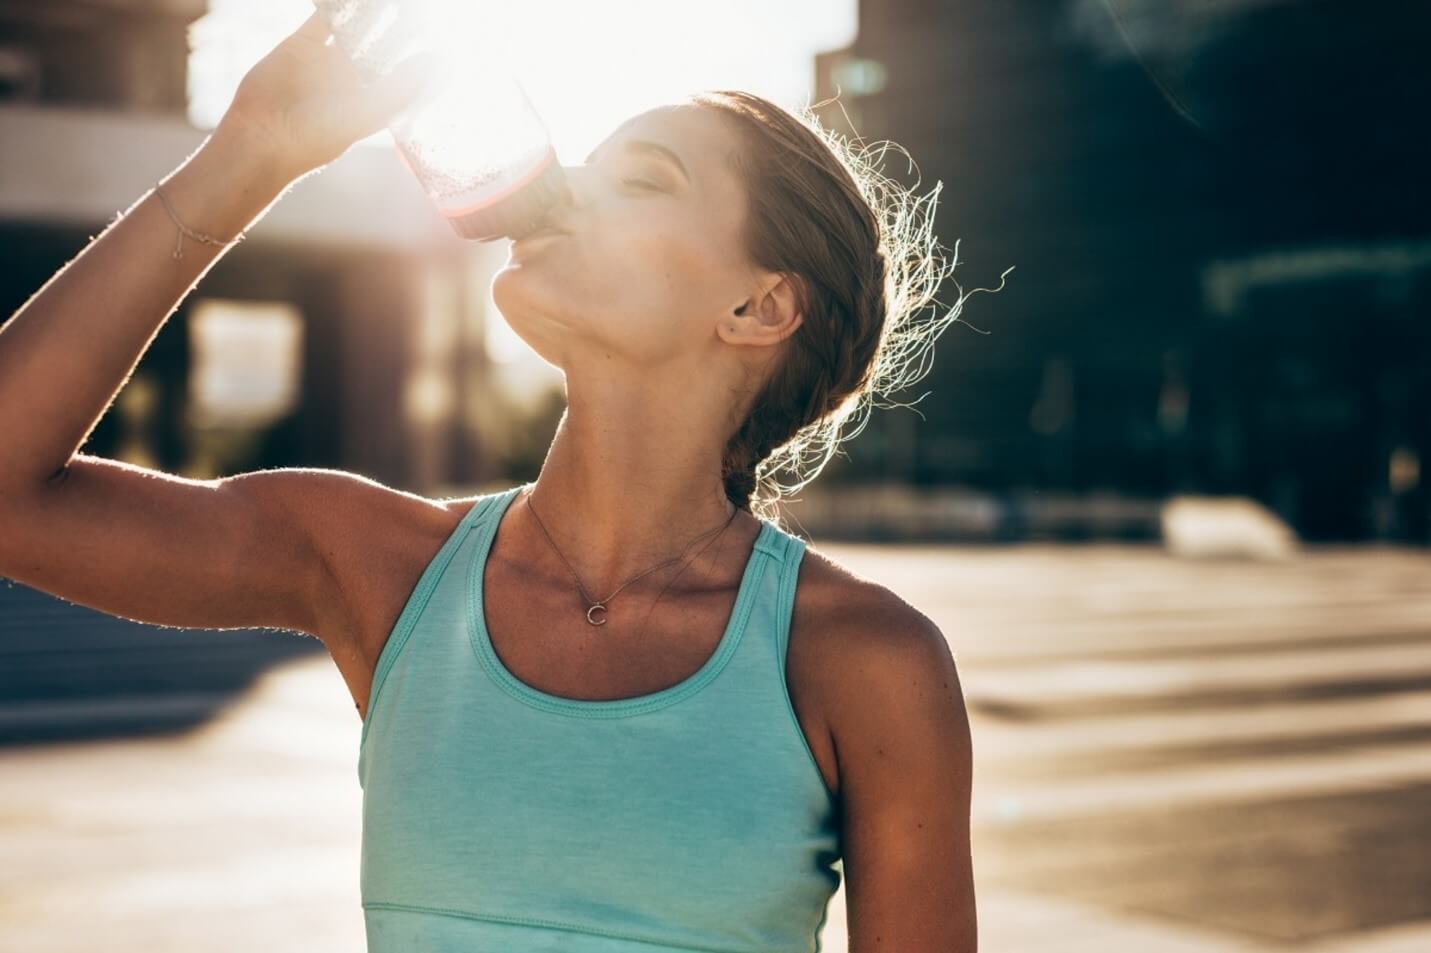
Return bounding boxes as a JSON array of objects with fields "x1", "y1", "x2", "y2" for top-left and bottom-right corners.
[{"x1": 621, "y1": 177, "x2": 662, "y2": 191}]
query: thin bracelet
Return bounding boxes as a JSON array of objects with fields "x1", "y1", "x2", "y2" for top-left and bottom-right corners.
[{"x1": 152, "y1": 181, "x2": 246, "y2": 261}]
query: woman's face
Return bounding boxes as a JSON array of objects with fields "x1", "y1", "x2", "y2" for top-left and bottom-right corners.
[{"x1": 491, "y1": 103, "x2": 758, "y2": 373}]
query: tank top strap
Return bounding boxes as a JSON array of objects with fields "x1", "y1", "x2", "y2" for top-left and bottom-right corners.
[
  {"x1": 731, "y1": 518, "x2": 807, "y2": 668},
  {"x1": 358, "y1": 485, "x2": 517, "y2": 756},
  {"x1": 767, "y1": 523, "x2": 808, "y2": 668},
  {"x1": 700, "y1": 518, "x2": 827, "y2": 795},
  {"x1": 724, "y1": 519, "x2": 835, "y2": 808}
]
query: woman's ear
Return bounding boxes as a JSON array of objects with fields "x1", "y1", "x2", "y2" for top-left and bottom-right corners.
[{"x1": 746, "y1": 272, "x2": 803, "y2": 341}]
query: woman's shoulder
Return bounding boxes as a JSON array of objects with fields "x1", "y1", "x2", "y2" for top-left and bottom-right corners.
[
  {"x1": 784, "y1": 540, "x2": 959, "y2": 798},
  {"x1": 788, "y1": 542, "x2": 949, "y2": 710},
  {"x1": 791, "y1": 538, "x2": 938, "y2": 639}
]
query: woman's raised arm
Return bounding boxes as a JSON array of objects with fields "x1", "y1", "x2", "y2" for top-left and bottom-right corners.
[
  {"x1": 0, "y1": 11, "x2": 439, "y2": 497},
  {"x1": 0, "y1": 14, "x2": 440, "y2": 637},
  {"x1": 0, "y1": 124, "x2": 290, "y2": 498}
]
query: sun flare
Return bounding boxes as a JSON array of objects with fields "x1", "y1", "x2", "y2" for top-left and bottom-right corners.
[{"x1": 189, "y1": 0, "x2": 855, "y2": 164}]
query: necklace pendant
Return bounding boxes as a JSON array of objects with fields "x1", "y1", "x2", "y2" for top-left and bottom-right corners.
[{"x1": 586, "y1": 604, "x2": 608, "y2": 626}]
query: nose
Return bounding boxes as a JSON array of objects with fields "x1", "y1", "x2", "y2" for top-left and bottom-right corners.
[
  {"x1": 552, "y1": 162, "x2": 590, "y2": 207},
  {"x1": 534, "y1": 162, "x2": 589, "y2": 231}
]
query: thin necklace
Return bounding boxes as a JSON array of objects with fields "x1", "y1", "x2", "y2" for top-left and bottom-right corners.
[
  {"x1": 522, "y1": 485, "x2": 740, "y2": 626},
  {"x1": 626, "y1": 508, "x2": 741, "y2": 644}
]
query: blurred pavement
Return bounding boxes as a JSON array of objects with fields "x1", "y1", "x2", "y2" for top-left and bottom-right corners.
[{"x1": 3, "y1": 542, "x2": 1431, "y2": 951}]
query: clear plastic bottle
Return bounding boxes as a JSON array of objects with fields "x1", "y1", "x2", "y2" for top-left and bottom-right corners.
[{"x1": 310, "y1": 0, "x2": 566, "y2": 241}]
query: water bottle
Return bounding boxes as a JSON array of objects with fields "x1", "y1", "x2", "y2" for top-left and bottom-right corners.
[{"x1": 310, "y1": 0, "x2": 566, "y2": 241}]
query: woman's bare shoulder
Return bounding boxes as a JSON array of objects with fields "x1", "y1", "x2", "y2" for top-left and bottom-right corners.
[
  {"x1": 792, "y1": 541, "x2": 936, "y2": 639},
  {"x1": 787, "y1": 542, "x2": 946, "y2": 698}
]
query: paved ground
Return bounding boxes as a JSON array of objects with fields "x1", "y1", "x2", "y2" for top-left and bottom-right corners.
[{"x1": 3, "y1": 542, "x2": 1430, "y2": 951}]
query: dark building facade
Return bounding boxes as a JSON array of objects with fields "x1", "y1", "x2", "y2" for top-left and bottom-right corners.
[
  {"x1": 0, "y1": 0, "x2": 197, "y2": 110},
  {"x1": 814, "y1": 0, "x2": 1431, "y2": 542}
]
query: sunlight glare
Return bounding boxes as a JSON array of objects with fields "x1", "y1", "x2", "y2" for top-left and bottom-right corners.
[{"x1": 189, "y1": 0, "x2": 857, "y2": 163}]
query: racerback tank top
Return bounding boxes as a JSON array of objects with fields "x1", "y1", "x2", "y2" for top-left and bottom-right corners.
[{"x1": 357, "y1": 483, "x2": 844, "y2": 952}]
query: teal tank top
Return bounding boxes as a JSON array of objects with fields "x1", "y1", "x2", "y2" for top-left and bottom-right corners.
[{"x1": 357, "y1": 483, "x2": 843, "y2": 952}]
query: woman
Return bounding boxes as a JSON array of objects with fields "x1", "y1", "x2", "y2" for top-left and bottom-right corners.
[{"x1": 0, "y1": 13, "x2": 975, "y2": 953}]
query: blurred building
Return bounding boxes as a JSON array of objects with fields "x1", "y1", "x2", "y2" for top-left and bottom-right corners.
[
  {"x1": 0, "y1": 0, "x2": 509, "y2": 493},
  {"x1": 814, "y1": 0, "x2": 1431, "y2": 543},
  {"x1": 5, "y1": 1, "x2": 1428, "y2": 543}
]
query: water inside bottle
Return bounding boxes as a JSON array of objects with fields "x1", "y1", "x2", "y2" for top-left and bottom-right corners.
[{"x1": 312, "y1": 0, "x2": 566, "y2": 240}]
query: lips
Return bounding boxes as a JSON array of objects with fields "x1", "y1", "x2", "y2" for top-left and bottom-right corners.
[{"x1": 515, "y1": 210, "x2": 568, "y2": 241}]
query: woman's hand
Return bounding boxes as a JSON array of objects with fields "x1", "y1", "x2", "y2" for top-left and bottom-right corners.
[{"x1": 217, "y1": 11, "x2": 443, "y2": 185}]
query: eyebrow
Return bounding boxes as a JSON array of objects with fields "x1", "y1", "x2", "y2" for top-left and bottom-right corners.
[{"x1": 584, "y1": 138, "x2": 692, "y2": 184}]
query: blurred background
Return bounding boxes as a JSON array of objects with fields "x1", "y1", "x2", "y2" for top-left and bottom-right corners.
[{"x1": 1, "y1": 0, "x2": 1429, "y2": 950}]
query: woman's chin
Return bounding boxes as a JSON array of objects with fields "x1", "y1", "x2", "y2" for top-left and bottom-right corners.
[
  {"x1": 491, "y1": 263, "x2": 535, "y2": 306},
  {"x1": 491, "y1": 269, "x2": 564, "y2": 328}
]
